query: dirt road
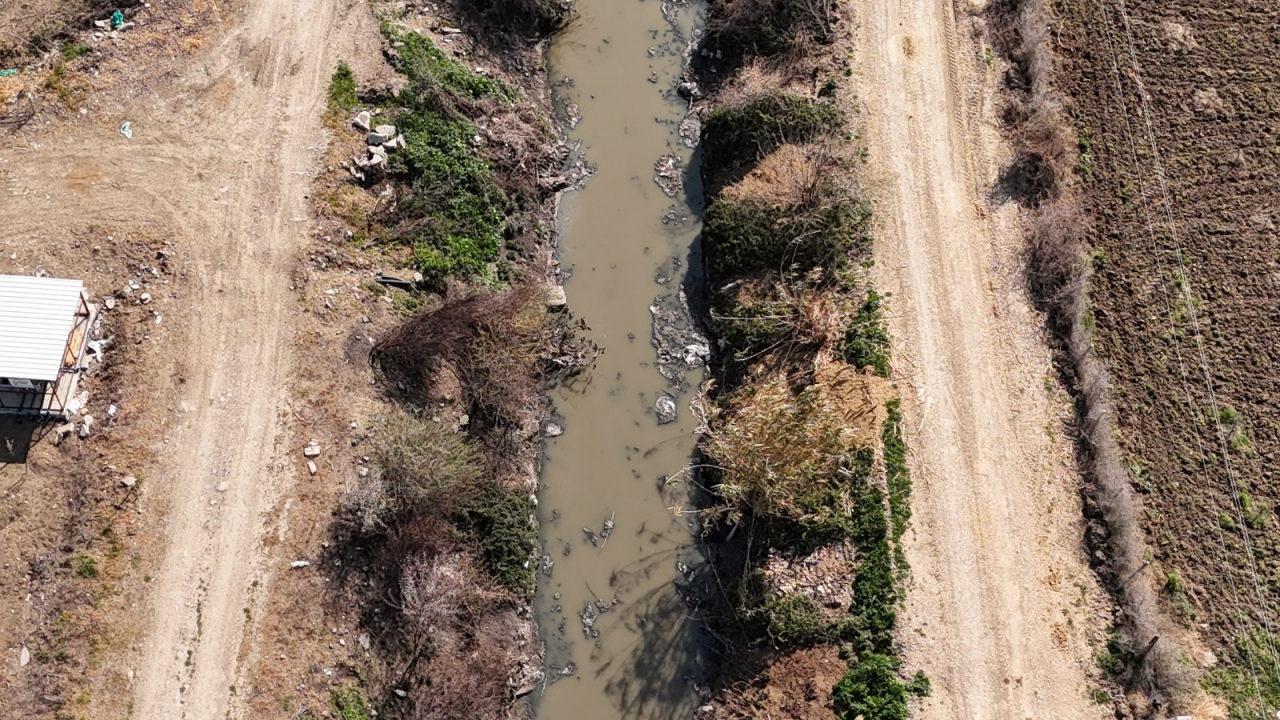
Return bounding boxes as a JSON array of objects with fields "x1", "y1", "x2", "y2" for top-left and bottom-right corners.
[
  {"x1": 125, "y1": 3, "x2": 344, "y2": 717},
  {"x1": 854, "y1": 1, "x2": 1112, "y2": 716},
  {"x1": 3, "y1": 1, "x2": 343, "y2": 716}
]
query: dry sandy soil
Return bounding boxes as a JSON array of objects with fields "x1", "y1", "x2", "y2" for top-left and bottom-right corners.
[
  {"x1": 0, "y1": 0, "x2": 380, "y2": 717},
  {"x1": 854, "y1": 0, "x2": 1115, "y2": 716}
]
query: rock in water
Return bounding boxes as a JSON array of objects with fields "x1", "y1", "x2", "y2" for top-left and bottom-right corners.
[{"x1": 655, "y1": 395, "x2": 677, "y2": 424}]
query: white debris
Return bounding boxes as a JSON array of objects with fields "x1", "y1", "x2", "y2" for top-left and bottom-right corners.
[
  {"x1": 545, "y1": 423, "x2": 563, "y2": 437},
  {"x1": 19, "y1": 645, "x2": 29, "y2": 668},
  {"x1": 290, "y1": 560, "x2": 311, "y2": 569},
  {"x1": 303, "y1": 441, "x2": 322, "y2": 458},
  {"x1": 307, "y1": 460, "x2": 318, "y2": 476}
]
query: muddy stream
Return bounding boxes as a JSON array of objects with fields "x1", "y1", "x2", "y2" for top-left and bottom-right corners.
[{"x1": 534, "y1": 0, "x2": 708, "y2": 717}]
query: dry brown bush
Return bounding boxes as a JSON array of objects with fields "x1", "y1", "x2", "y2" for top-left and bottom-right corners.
[
  {"x1": 702, "y1": 371, "x2": 877, "y2": 524},
  {"x1": 724, "y1": 142, "x2": 852, "y2": 209},
  {"x1": 397, "y1": 551, "x2": 522, "y2": 719},
  {"x1": 372, "y1": 285, "x2": 580, "y2": 426}
]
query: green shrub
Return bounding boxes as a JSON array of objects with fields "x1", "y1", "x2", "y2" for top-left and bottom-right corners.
[
  {"x1": 842, "y1": 289, "x2": 891, "y2": 377},
  {"x1": 328, "y1": 61, "x2": 358, "y2": 112},
  {"x1": 833, "y1": 652, "x2": 909, "y2": 720},
  {"x1": 331, "y1": 686, "x2": 370, "y2": 720},
  {"x1": 702, "y1": 94, "x2": 842, "y2": 179},
  {"x1": 375, "y1": 24, "x2": 511, "y2": 283},
  {"x1": 72, "y1": 554, "x2": 98, "y2": 579},
  {"x1": 452, "y1": 480, "x2": 537, "y2": 599},
  {"x1": 382, "y1": 22, "x2": 512, "y2": 101},
  {"x1": 882, "y1": 399, "x2": 911, "y2": 576},
  {"x1": 703, "y1": 188, "x2": 869, "y2": 281}
]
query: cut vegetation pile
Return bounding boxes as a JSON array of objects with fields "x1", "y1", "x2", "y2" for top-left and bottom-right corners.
[{"x1": 692, "y1": 5, "x2": 925, "y2": 716}]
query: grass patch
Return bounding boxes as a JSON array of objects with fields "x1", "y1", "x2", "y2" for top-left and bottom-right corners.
[
  {"x1": 328, "y1": 60, "x2": 358, "y2": 113},
  {"x1": 703, "y1": 183, "x2": 869, "y2": 281},
  {"x1": 702, "y1": 93, "x2": 842, "y2": 181},
  {"x1": 451, "y1": 480, "x2": 537, "y2": 600},
  {"x1": 1204, "y1": 631, "x2": 1280, "y2": 719},
  {"x1": 72, "y1": 554, "x2": 98, "y2": 579},
  {"x1": 331, "y1": 686, "x2": 371, "y2": 720},
  {"x1": 60, "y1": 42, "x2": 89, "y2": 61},
  {"x1": 842, "y1": 288, "x2": 891, "y2": 377}
]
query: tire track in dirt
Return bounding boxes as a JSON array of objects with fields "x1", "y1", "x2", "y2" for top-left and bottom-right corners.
[
  {"x1": 854, "y1": 0, "x2": 1112, "y2": 716},
  {"x1": 123, "y1": 2, "x2": 344, "y2": 717}
]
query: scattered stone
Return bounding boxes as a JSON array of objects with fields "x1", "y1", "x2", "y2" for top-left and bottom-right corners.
[
  {"x1": 78, "y1": 415, "x2": 94, "y2": 438},
  {"x1": 103, "y1": 297, "x2": 116, "y2": 310},
  {"x1": 53, "y1": 422, "x2": 75, "y2": 443},
  {"x1": 19, "y1": 645, "x2": 29, "y2": 668},
  {"x1": 289, "y1": 560, "x2": 311, "y2": 569},
  {"x1": 352, "y1": 110, "x2": 372, "y2": 132},
  {"x1": 139, "y1": 292, "x2": 151, "y2": 304},
  {"x1": 374, "y1": 123, "x2": 396, "y2": 138},
  {"x1": 653, "y1": 154, "x2": 683, "y2": 197},
  {"x1": 655, "y1": 395, "x2": 677, "y2": 424},
  {"x1": 307, "y1": 460, "x2": 318, "y2": 476},
  {"x1": 545, "y1": 284, "x2": 568, "y2": 309},
  {"x1": 216, "y1": 481, "x2": 229, "y2": 493},
  {"x1": 677, "y1": 81, "x2": 702, "y2": 101},
  {"x1": 303, "y1": 441, "x2": 322, "y2": 458},
  {"x1": 120, "y1": 475, "x2": 137, "y2": 488},
  {"x1": 394, "y1": 688, "x2": 408, "y2": 698},
  {"x1": 366, "y1": 130, "x2": 392, "y2": 145}
]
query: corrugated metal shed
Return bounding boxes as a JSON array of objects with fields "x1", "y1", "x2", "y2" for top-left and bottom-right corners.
[{"x1": 0, "y1": 275, "x2": 86, "y2": 382}]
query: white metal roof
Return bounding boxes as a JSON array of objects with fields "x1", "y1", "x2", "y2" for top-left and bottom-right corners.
[{"x1": 0, "y1": 275, "x2": 86, "y2": 382}]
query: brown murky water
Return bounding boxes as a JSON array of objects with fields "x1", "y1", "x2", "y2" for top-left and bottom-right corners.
[{"x1": 534, "y1": 0, "x2": 707, "y2": 718}]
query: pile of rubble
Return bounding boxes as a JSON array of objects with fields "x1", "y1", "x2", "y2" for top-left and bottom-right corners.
[{"x1": 348, "y1": 111, "x2": 407, "y2": 182}]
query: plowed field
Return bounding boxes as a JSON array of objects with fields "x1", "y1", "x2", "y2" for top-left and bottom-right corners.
[{"x1": 1056, "y1": 0, "x2": 1280, "y2": 658}]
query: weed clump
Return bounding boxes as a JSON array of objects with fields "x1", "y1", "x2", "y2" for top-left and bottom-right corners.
[
  {"x1": 371, "y1": 411, "x2": 483, "y2": 508},
  {"x1": 701, "y1": 93, "x2": 842, "y2": 184},
  {"x1": 327, "y1": 61, "x2": 358, "y2": 113},
  {"x1": 451, "y1": 480, "x2": 537, "y2": 599},
  {"x1": 842, "y1": 289, "x2": 891, "y2": 377}
]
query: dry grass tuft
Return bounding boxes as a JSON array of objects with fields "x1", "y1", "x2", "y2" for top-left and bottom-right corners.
[{"x1": 703, "y1": 371, "x2": 878, "y2": 524}]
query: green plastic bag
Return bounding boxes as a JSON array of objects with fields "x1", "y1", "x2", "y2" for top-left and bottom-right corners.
[
  {"x1": 111, "y1": 10, "x2": 125, "y2": 29},
  {"x1": 0, "y1": 69, "x2": 17, "y2": 78}
]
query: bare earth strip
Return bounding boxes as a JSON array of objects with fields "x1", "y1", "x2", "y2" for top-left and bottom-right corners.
[
  {"x1": 124, "y1": 2, "x2": 345, "y2": 717},
  {"x1": 854, "y1": 0, "x2": 1112, "y2": 717},
  {"x1": 2, "y1": 0, "x2": 343, "y2": 717}
]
